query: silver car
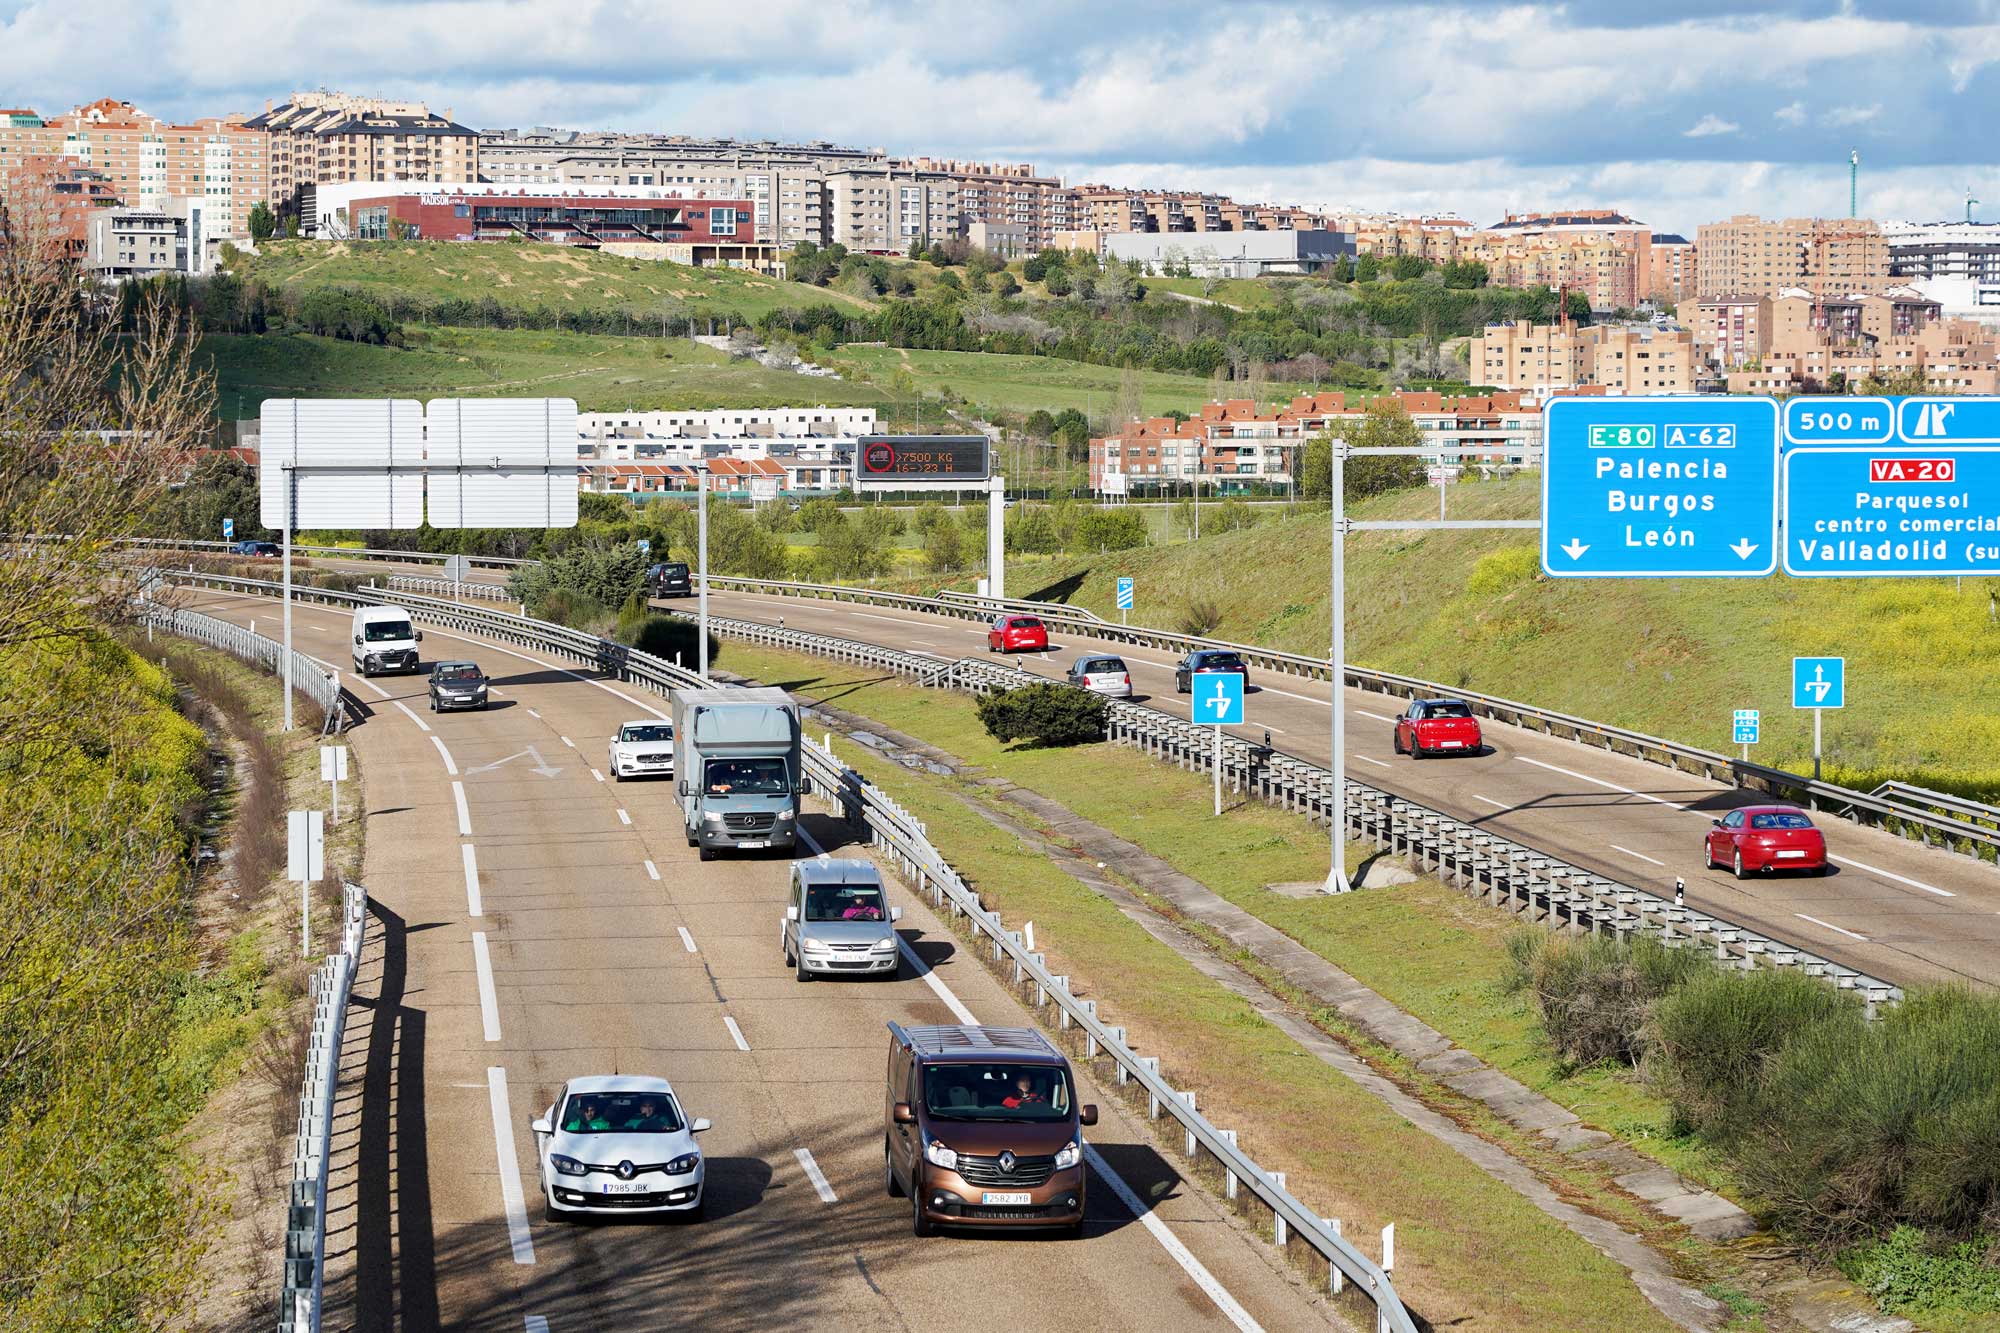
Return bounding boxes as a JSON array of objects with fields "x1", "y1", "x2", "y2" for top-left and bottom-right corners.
[
  {"x1": 781, "y1": 859, "x2": 901, "y2": 982},
  {"x1": 1066, "y1": 654, "x2": 1133, "y2": 698}
]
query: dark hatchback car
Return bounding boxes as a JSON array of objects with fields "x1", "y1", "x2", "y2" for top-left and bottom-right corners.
[
  {"x1": 233, "y1": 539, "x2": 280, "y2": 557},
  {"x1": 429, "y1": 660, "x2": 491, "y2": 712},
  {"x1": 1174, "y1": 649, "x2": 1248, "y2": 694},
  {"x1": 646, "y1": 561, "x2": 694, "y2": 598}
]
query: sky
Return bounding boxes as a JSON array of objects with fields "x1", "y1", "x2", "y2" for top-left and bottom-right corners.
[{"x1": 4, "y1": 0, "x2": 1998, "y2": 234}]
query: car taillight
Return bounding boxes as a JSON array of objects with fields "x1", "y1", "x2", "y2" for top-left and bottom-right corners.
[{"x1": 1121, "y1": 674, "x2": 1131, "y2": 685}]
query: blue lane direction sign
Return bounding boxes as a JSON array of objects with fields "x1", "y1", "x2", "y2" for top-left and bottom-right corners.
[
  {"x1": 1732, "y1": 709, "x2": 1760, "y2": 745},
  {"x1": 1542, "y1": 397, "x2": 1779, "y2": 578},
  {"x1": 636, "y1": 538, "x2": 650, "y2": 555},
  {"x1": 1116, "y1": 577, "x2": 1134, "y2": 611},
  {"x1": 1784, "y1": 446, "x2": 2000, "y2": 576},
  {"x1": 1792, "y1": 657, "x2": 1845, "y2": 710},
  {"x1": 222, "y1": 517, "x2": 235, "y2": 541},
  {"x1": 1783, "y1": 396, "x2": 1895, "y2": 445},
  {"x1": 1898, "y1": 396, "x2": 2000, "y2": 444},
  {"x1": 1195, "y1": 672, "x2": 1244, "y2": 726}
]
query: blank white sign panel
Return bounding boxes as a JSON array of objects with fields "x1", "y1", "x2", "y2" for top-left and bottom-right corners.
[
  {"x1": 425, "y1": 398, "x2": 579, "y2": 529},
  {"x1": 259, "y1": 399, "x2": 424, "y2": 529}
]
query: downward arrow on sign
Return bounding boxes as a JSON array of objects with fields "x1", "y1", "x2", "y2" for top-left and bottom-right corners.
[
  {"x1": 1730, "y1": 538, "x2": 1760, "y2": 560},
  {"x1": 1561, "y1": 539, "x2": 1589, "y2": 560}
]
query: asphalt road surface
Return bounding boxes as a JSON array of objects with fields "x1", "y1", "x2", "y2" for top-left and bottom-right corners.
[{"x1": 183, "y1": 589, "x2": 1333, "y2": 1333}]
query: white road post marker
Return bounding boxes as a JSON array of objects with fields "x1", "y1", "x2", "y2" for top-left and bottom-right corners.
[{"x1": 319, "y1": 744, "x2": 348, "y2": 825}]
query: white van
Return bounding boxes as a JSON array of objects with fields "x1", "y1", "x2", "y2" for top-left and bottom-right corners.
[{"x1": 351, "y1": 605, "x2": 423, "y2": 676}]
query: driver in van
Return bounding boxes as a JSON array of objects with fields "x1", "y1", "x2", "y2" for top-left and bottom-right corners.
[{"x1": 1001, "y1": 1073, "x2": 1046, "y2": 1110}]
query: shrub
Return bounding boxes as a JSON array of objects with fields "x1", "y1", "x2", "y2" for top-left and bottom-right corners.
[
  {"x1": 1840, "y1": 1227, "x2": 2000, "y2": 1315},
  {"x1": 1178, "y1": 597, "x2": 1224, "y2": 637},
  {"x1": 508, "y1": 544, "x2": 647, "y2": 621},
  {"x1": 975, "y1": 683, "x2": 1107, "y2": 748},
  {"x1": 1505, "y1": 931, "x2": 1711, "y2": 1068},
  {"x1": 623, "y1": 614, "x2": 720, "y2": 669},
  {"x1": 1465, "y1": 544, "x2": 1539, "y2": 598}
]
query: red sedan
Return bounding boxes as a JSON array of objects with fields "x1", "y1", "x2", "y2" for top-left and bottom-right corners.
[
  {"x1": 1705, "y1": 806, "x2": 1828, "y2": 879},
  {"x1": 987, "y1": 614, "x2": 1048, "y2": 654},
  {"x1": 1393, "y1": 698, "x2": 1484, "y2": 759}
]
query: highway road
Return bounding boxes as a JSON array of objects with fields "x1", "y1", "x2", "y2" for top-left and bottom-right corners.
[
  {"x1": 686, "y1": 587, "x2": 2000, "y2": 992},
  {"x1": 181, "y1": 589, "x2": 1334, "y2": 1333}
]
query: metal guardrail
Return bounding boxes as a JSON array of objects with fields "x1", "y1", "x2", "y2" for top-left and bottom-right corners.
[
  {"x1": 161, "y1": 569, "x2": 1419, "y2": 1329},
  {"x1": 137, "y1": 597, "x2": 347, "y2": 734},
  {"x1": 119, "y1": 536, "x2": 527, "y2": 571},
  {"x1": 279, "y1": 884, "x2": 368, "y2": 1333},
  {"x1": 383, "y1": 574, "x2": 514, "y2": 603},
  {"x1": 1874, "y1": 780, "x2": 2000, "y2": 834},
  {"x1": 700, "y1": 575, "x2": 2000, "y2": 866}
]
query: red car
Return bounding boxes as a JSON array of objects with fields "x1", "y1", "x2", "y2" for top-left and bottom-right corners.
[
  {"x1": 987, "y1": 614, "x2": 1048, "y2": 654},
  {"x1": 1705, "y1": 806, "x2": 1828, "y2": 878},
  {"x1": 1393, "y1": 698, "x2": 1484, "y2": 758}
]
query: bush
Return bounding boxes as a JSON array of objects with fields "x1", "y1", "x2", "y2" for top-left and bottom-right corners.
[
  {"x1": 623, "y1": 614, "x2": 720, "y2": 669},
  {"x1": 508, "y1": 544, "x2": 647, "y2": 621},
  {"x1": 1840, "y1": 1227, "x2": 2000, "y2": 1315},
  {"x1": 1465, "y1": 544, "x2": 1539, "y2": 598},
  {"x1": 1178, "y1": 597, "x2": 1223, "y2": 637},
  {"x1": 975, "y1": 683, "x2": 1108, "y2": 748},
  {"x1": 1504, "y1": 931, "x2": 1711, "y2": 1068}
]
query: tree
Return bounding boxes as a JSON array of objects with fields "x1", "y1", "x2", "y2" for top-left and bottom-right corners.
[
  {"x1": 989, "y1": 270, "x2": 1020, "y2": 297},
  {"x1": 1043, "y1": 265, "x2": 1073, "y2": 297},
  {"x1": 1051, "y1": 408, "x2": 1091, "y2": 461},
  {"x1": 922, "y1": 514, "x2": 965, "y2": 572},
  {"x1": 1390, "y1": 254, "x2": 1427, "y2": 280},
  {"x1": 281, "y1": 212, "x2": 299, "y2": 239},
  {"x1": 1354, "y1": 253, "x2": 1381, "y2": 283},
  {"x1": 1298, "y1": 432, "x2": 1333, "y2": 501},
  {"x1": 975, "y1": 682, "x2": 1107, "y2": 747},
  {"x1": 1345, "y1": 398, "x2": 1427, "y2": 500},
  {"x1": 1022, "y1": 408, "x2": 1055, "y2": 440},
  {"x1": 247, "y1": 200, "x2": 277, "y2": 242}
]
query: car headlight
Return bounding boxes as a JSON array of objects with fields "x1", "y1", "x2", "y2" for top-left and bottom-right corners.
[
  {"x1": 870, "y1": 937, "x2": 897, "y2": 952},
  {"x1": 924, "y1": 1137, "x2": 957, "y2": 1170},
  {"x1": 664, "y1": 1152, "x2": 701, "y2": 1176},
  {"x1": 777, "y1": 808, "x2": 795, "y2": 820},
  {"x1": 551, "y1": 1154, "x2": 588, "y2": 1177},
  {"x1": 801, "y1": 938, "x2": 833, "y2": 954},
  {"x1": 702, "y1": 812, "x2": 725, "y2": 823},
  {"x1": 1055, "y1": 1139, "x2": 1081, "y2": 1170}
]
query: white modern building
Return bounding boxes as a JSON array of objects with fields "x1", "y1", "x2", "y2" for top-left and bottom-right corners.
[
  {"x1": 576, "y1": 406, "x2": 876, "y2": 496},
  {"x1": 1884, "y1": 219, "x2": 2000, "y2": 284},
  {"x1": 1104, "y1": 228, "x2": 1356, "y2": 278}
]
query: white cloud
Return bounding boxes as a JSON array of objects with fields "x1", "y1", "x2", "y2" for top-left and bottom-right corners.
[
  {"x1": 1774, "y1": 101, "x2": 1807, "y2": 126},
  {"x1": 1824, "y1": 103, "x2": 1882, "y2": 126},
  {"x1": 1684, "y1": 115, "x2": 1740, "y2": 137}
]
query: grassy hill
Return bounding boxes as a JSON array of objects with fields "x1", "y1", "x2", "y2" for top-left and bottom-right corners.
[
  {"x1": 234, "y1": 239, "x2": 874, "y2": 322},
  {"x1": 970, "y1": 477, "x2": 2000, "y2": 797},
  {"x1": 830, "y1": 345, "x2": 1281, "y2": 420},
  {"x1": 201, "y1": 327, "x2": 901, "y2": 419}
]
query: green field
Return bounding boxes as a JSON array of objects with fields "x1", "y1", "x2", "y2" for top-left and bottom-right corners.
[
  {"x1": 200, "y1": 327, "x2": 904, "y2": 419},
  {"x1": 234, "y1": 238, "x2": 873, "y2": 321},
  {"x1": 830, "y1": 345, "x2": 1281, "y2": 420},
  {"x1": 961, "y1": 476, "x2": 2000, "y2": 797}
]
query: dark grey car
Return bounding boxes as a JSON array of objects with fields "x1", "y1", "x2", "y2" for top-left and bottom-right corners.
[{"x1": 429, "y1": 660, "x2": 490, "y2": 712}]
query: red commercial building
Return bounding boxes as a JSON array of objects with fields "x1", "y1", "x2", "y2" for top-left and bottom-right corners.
[{"x1": 349, "y1": 190, "x2": 753, "y2": 248}]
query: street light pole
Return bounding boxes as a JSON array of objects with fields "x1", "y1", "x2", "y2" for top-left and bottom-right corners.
[
  {"x1": 1326, "y1": 437, "x2": 1352, "y2": 894},
  {"x1": 697, "y1": 462, "x2": 709, "y2": 679}
]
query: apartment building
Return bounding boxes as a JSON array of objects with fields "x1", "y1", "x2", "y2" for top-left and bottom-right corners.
[
  {"x1": 1645, "y1": 234, "x2": 1697, "y2": 304},
  {"x1": 826, "y1": 163, "x2": 956, "y2": 252},
  {"x1": 1883, "y1": 219, "x2": 2000, "y2": 283},
  {"x1": 577, "y1": 406, "x2": 874, "y2": 496},
  {"x1": 1087, "y1": 392, "x2": 1542, "y2": 494},
  {"x1": 247, "y1": 92, "x2": 477, "y2": 215},
  {"x1": 0, "y1": 98, "x2": 266, "y2": 238},
  {"x1": 1693, "y1": 215, "x2": 1891, "y2": 297},
  {"x1": 1583, "y1": 325, "x2": 1697, "y2": 393},
  {"x1": 3, "y1": 154, "x2": 119, "y2": 253},
  {"x1": 908, "y1": 159, "x2": 1074, "y2": 251},
  {"x1": 1685, "y1": 294, "x2": 1772, "y2": 369},
  {"x1": 1345, "y1": 214, "x2": 1475, "y2": 261},
  {"x1": 1471, "y1": 321, "x2": 1586, "y2": 391},
  {"x1": 346, "y1": 189, "x2": 751, "y2": 248},
  {"x1": 1469, "y1": 321, "x2": 1696, "y2": 392}
]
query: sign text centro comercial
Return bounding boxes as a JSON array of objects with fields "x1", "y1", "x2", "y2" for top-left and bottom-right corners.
[
  {"x1": 1542, "y1": 397, "x2": 1779, "y2": 578},
  {"x1": 1783, "y1": 447, "x2": 2000, "y2": 576}
]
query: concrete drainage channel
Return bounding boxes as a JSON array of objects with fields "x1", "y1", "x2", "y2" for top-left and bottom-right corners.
[{"x1": 160, "y1": 570, "x2": 1421, "y2": 1333}]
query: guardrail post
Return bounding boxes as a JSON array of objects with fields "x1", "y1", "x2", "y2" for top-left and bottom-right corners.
[
  {"x1": 1326, "y1": 1218, "x2": 1344, "y2": 1293},
  {"x1": 1181, "y1": 1091, "x2": 1198, "y2": 1158},
  {"x1": 1140, "y1": 1057, "x2": 1162, "y2": 1111},
  {"x1": 1269, "y1": 1171, "x2": 1289, "y2": 1246},
  {"x1": 1381, "y1": 1221, "x2": 1395, "y2": 1273},
  {"x1": 1220, "y1": 1130, "x2": 1239, "y2": 1199}
]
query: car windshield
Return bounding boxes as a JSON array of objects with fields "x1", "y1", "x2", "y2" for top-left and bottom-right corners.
[
  {"x1": 1198, "y1": 654, "x2": 1243, "y2": 670},
  {"x1": 659, "y1": 563, "x2": 689, "y2": 577},
  {"x1": 1751, "y1": 813, "x2": 1815, "y2": 830},
  {"x1": 364, "y1": 620, "x2": 414, "y2": 642},
  {"x1": 923, "y1": 1063, "x2": 1074, "y2": 1122},
  {"x1": 804, "y1": 882, "x2": 886, "y2": 922},
  {"x1": 704, "y1": 757, "x2": 789, "y2": 795},
  {"x1": 1083, "y1": 659, "x2": 1124, "y2": 674},
  {"x1": 435, "y1": 665, "x2": 481, "y2": 682},
  {"x1": 1010, "y1": 618, "x2": 1042, "y2": 630},
  {"x1": 1428, "y1": 702, "x2": 1473, "y2": 719},
  {"x1": 620, "y1": 724, "x2": 673, "y2": 743},
  {"x1": 559, "y1": 1090, "x2": 684, "y2": 1135}
]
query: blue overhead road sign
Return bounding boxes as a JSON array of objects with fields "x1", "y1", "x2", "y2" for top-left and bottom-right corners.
[
  {"x1": 1784, "y1": 447, "x2": 2000, "y2": 576},
  {"x1": 1196, "y1": 672, "x2": 1244, "y2": 726},
  {"x1": 1542, "y1": 397, "x2": 1779, "y2": 578},
  {"x1": 1783, "y1": 396, "x2": 1895, "y2": 445},
  {"x1": 1898, "y1": 396, "x2": 2000, "y2": 443},
  {"x1": 1792, "y1": 657, "x2": 1845, "y2": 710}
]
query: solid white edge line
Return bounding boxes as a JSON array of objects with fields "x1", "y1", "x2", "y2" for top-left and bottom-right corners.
[
  {"x1": 897, "y1": 940, "x2": 979, "y2": 1024},
  {"x1": 677, "y1": 926, "x2": 697, "y2": 953},
  {"x1": 1829, "y1": 854, "x2": 1956, "y2": 898},
  {"x1": 356, "y1": 676, "x2": 393, "y2": 700},
  {"x1": 485, "y1": 1067, "x2": 536, "y2": 1265},
  {"x1": 1357, "y1": 710, "x2": 1396, "y2": 722},
  {"x1": 1609, "y1": 843, "x2": 1666, "y2": 867},
  {"x1": 453, "y1": 781, "x2": 472, "y2": 837},
  {"x1": 431, "y1": 735, "x2": 458, "y2": 775},
  {"x1": 1472, "y1": 794, "x2": 1509, "y2": 809},
  {"x1": 793, "y1": 1147, "x2": 838, "y2": 1203},
  {"x1": 644, "y1": 859, "x2": 661, "y2": 881},
  {"x1": 1517, "y1": 754, "x2": 1685, "y2": 809},
  {"x1": 393, "y1": 700, "x2": 432, "y2": 733},
  {"x1": 472, "y1": 932, "x2": 502, "y2": 1042},
  {"x1": 1353, "y1": 754, "x2": 1392, "y2": 768},
  {"x1": 1796, "y1": 912, "x2": 1870, "y2": 942},
  {"x1": 723, "y1": 1015, "x2": 750, "y2": 1052},
  {"x1": 1084, "y1": 1143, "x2": 1265, "y2": 1333},
  {"x1": 463, "y1": 843, "x2": 483, "y2": 918},
  {"x1": 617, "y1": 808, "x2": 632, "y2": 825}
]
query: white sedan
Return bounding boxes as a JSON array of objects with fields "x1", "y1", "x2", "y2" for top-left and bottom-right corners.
[
  {"x1": 608, "y1": 720, "x2": 675, "y2": 782},
  {"x1": 531, "y1": 1075, "x2": 711, "y2": 1219}
]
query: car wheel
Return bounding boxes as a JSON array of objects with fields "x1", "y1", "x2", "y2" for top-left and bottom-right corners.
[
  {"x1": 1733, "y1": 849, "x2": 1747, "y2": 881},
  {"x1": 685, "y1": 826, "x2": 697, "y2": 847},
  {"x1": 912, "y1": 1181, "x2": 933, "y2": 1237},
  {"x1": 614, "y1": 769, "x2": 624, "y2": 783},
  {"x1": 699, "y1": 846, "x2": 715, "y2": 863},
  {"x1": 795, "y1": 950, "x2": 812, "y2": 982},
  {"x1": 1815, "y1": 863, "x2": 1831, "y2": 877},
  {"x1": 885, "y1": 1140, "x2": 904, "y2": 1197},
  {"x1": 428, "y1": 696, "x2": 437, "y2": 712},
  {"x1": 1392, "y1": 731, "x2": 1403, "y2": 755},
  {"x1": 1410, "y1": 741, "x2": 1424, "y2": 760},
  {"x1": 1703, "y1": 842, "x2": 1716, "y2": 871},
  {"x1": 683, "y1": 1195, "x2": 706, "y2": 1224}
]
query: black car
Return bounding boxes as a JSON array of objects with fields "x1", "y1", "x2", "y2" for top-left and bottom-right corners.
[
  {"x1": 645, "y1": 561, "x2": 693, "y2": 597},
  {"x1": 429, "y1": 660, "x2": 491, "y2": 712},
  {"x1": 233, "y1": 539, "x2": 280, "y2": 557},
  {"x1": 1174, "y1": 649, "x2": 1247, "y2": 694}
]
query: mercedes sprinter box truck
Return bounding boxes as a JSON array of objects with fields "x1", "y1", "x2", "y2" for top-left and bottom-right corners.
[{"x1": 672, "y1": 687, "x2": 803, "y2": 861}]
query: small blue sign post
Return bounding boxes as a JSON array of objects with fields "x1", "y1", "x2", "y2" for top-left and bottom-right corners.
[
  {"x1": 1792, "y1": 656, "x2": 1844, "y2": 781},
  {"x1": 636, "y1": 538, "x2": 650, "y2": 556},
  {"x1": 1542, "y1": 397, "x2": 1779, "y2": 578},
  {"x1": 1197, "y1": 672, "x2": 1245, "y2": 815},
  {"x1": 222, "y1": 517, "x2": 235, "y2": 542},
  {"x1": 1732, "y1": 708, "x2": 1759, "y2": 760},
  {"x1": 1115, "y1": 576, "x2": 1134, "y2": 624}
]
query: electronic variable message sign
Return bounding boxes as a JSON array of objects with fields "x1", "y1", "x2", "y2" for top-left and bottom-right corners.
[{"x1": 854, "y1": 435, "x2": 991, "y2": 486}]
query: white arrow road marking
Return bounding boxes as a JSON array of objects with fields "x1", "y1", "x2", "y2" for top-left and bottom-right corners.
[
  {"x1": 1561, "y1": 539, "x2": 1589, "y2": 560},
  {"x1": 465, "y1": 747, "x2": 562, "y2": 778}
]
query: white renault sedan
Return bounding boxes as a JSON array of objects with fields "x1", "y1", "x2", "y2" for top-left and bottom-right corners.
[
  {"x1": 530, "y1": 1075, "x2": 711, "y2": 1219},
  {"x1": 608, "y1": 720, "x2": 675, "y2": 782}
]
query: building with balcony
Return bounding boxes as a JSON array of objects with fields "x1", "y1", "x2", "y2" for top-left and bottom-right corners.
[
  {"x1": 1693, "y1": 215, "x2": 1891, "y2": 298},
  {"x1": 247, "y1": 92, "x2": 477, "y2": 217}
]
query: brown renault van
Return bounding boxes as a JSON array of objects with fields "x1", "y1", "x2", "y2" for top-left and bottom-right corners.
[{"x1": 884, "y1": 1022, "x2": 1096, "y2": 1237}]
